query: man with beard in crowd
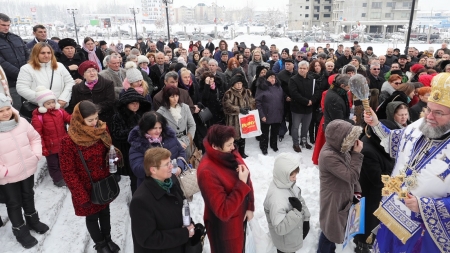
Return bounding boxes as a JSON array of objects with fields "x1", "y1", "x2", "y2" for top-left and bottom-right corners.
[
  {"x1": 397, "y1": 55, "x2": 411, "y2": 73},
  {"x1": 364, "y1": 73, "x2": 450, "y2": 253}
]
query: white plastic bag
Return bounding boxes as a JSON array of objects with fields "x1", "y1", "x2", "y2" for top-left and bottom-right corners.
[
  {"x1": 248, "y1": 219, "x2": 276, "y2": 253},
  {"x1": 245, "y1": 222, "x2": 256, "y2": 253},
  {"x1": 239, "y1": 110, "x2": 262, "y2": 138}
]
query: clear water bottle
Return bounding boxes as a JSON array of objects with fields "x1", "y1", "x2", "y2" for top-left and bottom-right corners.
[
  {"x1": 171, "y1": 159, "x2": 178, "y2": 174},
  {"x1": 182, "y1": 199, "x2": 190, "y2": 226},
  {"x1": 109, "y1": 145, "x2": 117, "y2": 173}
]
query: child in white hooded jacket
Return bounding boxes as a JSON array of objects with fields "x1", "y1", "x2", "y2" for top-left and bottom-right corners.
[{"x1": 263, "y1": 152, "x2": 311, "y2": 253}]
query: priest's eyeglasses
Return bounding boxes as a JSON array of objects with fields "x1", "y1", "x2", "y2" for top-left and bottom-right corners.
[{"x1": 425, "y1": 107, "x2": 450, "y2": 118}]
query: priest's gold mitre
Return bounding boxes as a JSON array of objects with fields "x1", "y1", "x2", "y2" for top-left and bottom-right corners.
[{"x1": 429, "y1": 73, "x2": 450, "y2": 108}]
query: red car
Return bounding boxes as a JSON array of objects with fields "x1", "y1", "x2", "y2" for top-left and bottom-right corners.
[{"x1": 344, "y1": 33, "x2": 359, "y2": 39}]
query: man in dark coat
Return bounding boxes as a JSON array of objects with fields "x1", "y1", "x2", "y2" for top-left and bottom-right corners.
[
  {"x1": 26, "y1": 24, "x2": 61, "y2": 53},
  {"x1": 130, "y1": 148, "x2": 193, "y2": 253},
  {"x1": 156, "y1": 38, "x2": 165, "y2": 53},
  {"x1": 288, "y1": 61, "x2": 321, "y2": 152},
  {"x1": 353, "y1": 120, "x2": 398, "y2": 252},
  {"x1": 335, "y1": 47, "x2": 352, "y2": 71},
  {"x1": 384, "y1": 48, "x2": 397, "y2": 67},
  {"x1": 277, "y1": 59, "x2": 296, "y2": 139},
  {"x1": 56, "y1": 38, "x2": 86, "y2": 84},
  {"x1": 152, "y1": 71, "x2": 195, "y2": 114},
  {"x1": 323, "y1": 74, "x2": 354, "y2": 130},
  {"x1": 149, "y1": 52, "x2": 169, "y2": 95},
  {"x1": 0, "y1": 13, "x2": 30, "y2": 110},
  {"x1": 205, "y1": 39, "x2": 214, "y2": 53},
  {"x1": 367, "y1": 63, "x2": 385, "y2": 91}
]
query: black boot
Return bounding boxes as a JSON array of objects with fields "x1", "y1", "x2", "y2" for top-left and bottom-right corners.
[
  {"x1": 355, "y1": 241, "x2": 372, "y2": 253},
  {"x1": 302, "y1": 138, "x2": 312, "y2": 150},
  {"x1": 237, "y1": 139, "x2": 248, "y2": 158},
  {"x1": 12, "y1": 223, "x2": 38, "y2": 249},
  {"x1": 94, "y1": 240, "x2": 113, "y2": 253},
  {"x1": 105, "y1": 235, "x2": 120, "y2": 253},
  {"x1": 24, "y1": 211, "x2": 49, "y2": 234}
]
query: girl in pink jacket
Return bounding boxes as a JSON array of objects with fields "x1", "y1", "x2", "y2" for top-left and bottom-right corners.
[{"x1": 0, "y1": 93, "x2": 49, "y2": 249}]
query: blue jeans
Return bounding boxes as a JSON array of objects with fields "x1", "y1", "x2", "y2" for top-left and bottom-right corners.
[{"x1": 317, "y1": 232, "x2": 336, "y2": 253}]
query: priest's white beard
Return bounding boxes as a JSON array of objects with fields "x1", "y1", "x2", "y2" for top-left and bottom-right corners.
[{"x1": 419, "y1": 119, "x2": 450, "y2": 139}]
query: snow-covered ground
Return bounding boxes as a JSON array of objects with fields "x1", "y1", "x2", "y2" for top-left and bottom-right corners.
[{"x1": 0, "y1": 135, "x2": 359, "y2": 253}]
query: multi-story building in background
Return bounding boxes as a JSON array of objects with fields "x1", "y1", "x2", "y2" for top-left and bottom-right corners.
[{"x1": 139, "y1": 0, "x2": 174, "y2": 23}]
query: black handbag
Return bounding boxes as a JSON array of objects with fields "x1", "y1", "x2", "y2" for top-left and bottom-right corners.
[
  {"x1": 20, "y1": 70, "x2": 54, "y2": 120},
  {"x1": 184, "y1": 223, "x2": 206, "y2": 253},
  {"x1": 77, "y1": 147, "x2": 120, "y2": 205}
]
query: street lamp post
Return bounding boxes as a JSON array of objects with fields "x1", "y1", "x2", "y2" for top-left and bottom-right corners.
[
  {"x1": 129, "y1": 7, "x2": 139, "y2": 42},
  {"x1": 162, "y1": 0, "x2": 173, "y2": 41},
  {"x1": 67, "y1": 9, "x2": 79, "y2": 44},
  {"x1": 302, "y1": 25, "x2": 305, "y2": 40}
]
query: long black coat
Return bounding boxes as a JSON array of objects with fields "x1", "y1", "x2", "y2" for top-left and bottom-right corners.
[
  {"x1": 354, "y1": 121, "x2": 398, "y2": 243},
  {"x1": 199, "y1": 77, "x2": 226, "y2": 126},
  {"x1": 288, "y1": 74, "x2": 320, "y2": 114},
  {"x1": 149, "y1": 63, "x2": 169, "y2": 95},
  {"x1": 367, "y1": 74, "x2": 385, "y2": 91},
  {"x1": 0, "y1": 32, "x2": 29, "y2": 87},
  {"x1": 67, "y1": 75, "x2": 115, "y2": 125},
  {"x1": 130, "y1": 175, "x2": 189, "y2": 253},
  {"x1": 57, "y1": 51, "x2": 87, "y2": 80},
  {"x1": 335, "y1": 55, "x2": 352, "y2": 71}
]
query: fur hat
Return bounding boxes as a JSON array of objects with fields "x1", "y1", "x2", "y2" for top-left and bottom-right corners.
[
  {"x1": 126, "y1": 68, "x2": 143, "y2": 83},
  {"x1": 230, "y1": 75, "x2": 246, "y2": 87},
  {"x1": 255, "y1": 65, "x2": 268, "y2": 78},
  {"x1": 137, "y1": 55, "x2": 149, "y2": 65},
  {"x1": 78, "y1": 60, "x2": 100, "y2": 76},
  {"x1": 282, "y1": 48, "x2": 290, "y2": 55},
  {"x1": 58, "y1": 38, "x2": 77, "y2": 50},
  {"x1": 265, "y1": 70, "x2": 276, "y2": 79},
  {"x1": 35, "y1": 86, "x2": 60, "y2": 113},
  {"x1": 0, "y1": 93, "x2": 12, "y2": 109}
]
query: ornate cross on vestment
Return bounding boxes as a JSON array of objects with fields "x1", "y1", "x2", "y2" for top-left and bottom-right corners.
[
  {"x1": 401, "y1": 128, "x2": 416, "y2": 152},
  {"x1": 381, "y1": 175, "x2": 408, "y2": 199},
  {"x1": 437, "y1": 154, "x2": 450, "y2": 182}
]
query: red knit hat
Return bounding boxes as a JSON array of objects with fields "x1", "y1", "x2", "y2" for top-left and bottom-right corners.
[
  {"x1": 418, "y1": 74, "x2": 434, "y2": 87},
  {"x1": 78, "y1": 60, "x2": 100, "y2": 76},
  {"x1": 328, "y1": 74, "x2": 338, "y2": 86},
  {"x1": 410, "y1": 64, "x2": 425, "y2": 74}
]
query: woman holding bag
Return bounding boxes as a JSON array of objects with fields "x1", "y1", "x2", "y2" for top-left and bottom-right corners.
[
  {"x1": 222, "y1": 75, "x2": 255, "y2": 158},
  {"x1": 16, "y1": 42, "x2": 74, "y2": 118},
  {"x1": 59, "y1": 100, "x2": 122, "y2": 253}
]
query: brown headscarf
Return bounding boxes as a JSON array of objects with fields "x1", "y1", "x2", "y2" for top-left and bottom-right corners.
[{"x1": 68, "y1": 102, "x2": 124, "y2": 167}]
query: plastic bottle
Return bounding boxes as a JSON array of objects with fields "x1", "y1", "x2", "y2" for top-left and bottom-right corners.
[
  {"x1": 171, "y1": 159, "x2": 178, "y2": 174},
  {"x1": 109, "y1": 146, "x2": 117, "y2": 173},
  {"x1": 182, "y1": 199, "x2": 190, "y2": 226}
]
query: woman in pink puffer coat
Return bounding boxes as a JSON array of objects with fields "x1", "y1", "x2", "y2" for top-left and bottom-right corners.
[{"x1": 0, "y1": 94, "x2": 48, "y2": 249}]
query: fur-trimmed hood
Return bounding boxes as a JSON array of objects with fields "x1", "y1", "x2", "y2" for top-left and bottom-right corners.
[{"x1": 325, "y1": 119, "x2": 362, "y2": 153}]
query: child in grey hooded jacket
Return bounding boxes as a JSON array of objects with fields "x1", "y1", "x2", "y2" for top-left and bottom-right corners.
[{"x1": 263, "y1": 153, "x2": 311, "y2": 253}]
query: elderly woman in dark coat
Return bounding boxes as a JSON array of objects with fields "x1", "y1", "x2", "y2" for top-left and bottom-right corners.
[
  {"x1": 318, "y1": 119, "x2": 364, "y2": 252},
  {"x1": 128, "y1": 111, "x2": 186, "y2": 188},
  {"x1": 66, "y1": 61, "x2": 115, "y2": 128},
  {"x1": 255, "y1": 71, "x2": 284, "y2": 155},
  {"x1": 222, "y1": 75, "x2": 255, "y2": 158},
  {"x1": 130, "y1": 147, "x2": 195, "y2": 253},
  {"x1": 111, "y1": 88, "x2": 151, "y2": 195},
  {"x1": 56, "y1": 38, "x2": 86, "y2": 84},
  {"x1": 197, "y1": 125, "x2": 255, "y2": 253}
]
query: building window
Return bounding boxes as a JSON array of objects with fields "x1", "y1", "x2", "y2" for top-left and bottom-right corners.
[
  {"x1": 306, "y1": 6, "x2": 309, "y2": 9},
  {"x1": 305, "y1": 14, "x2": 309, "y2": 17},
  {"x1": 362, "y1": 3, "x2": 367, "y2": 7},
  {"x1": 362, "y1": 13, "x2": 366, "y2": 17},
  {"x1": 300, "y1": 14, "x2": 303, "y2": 16},
  {"x1": 372, "y1": 2, "x2": 382, "y2": 8},
  {"x1": 401, "y1": 13, "x2": 410, "y2": 18},
  {"x1": 300, "y1": 6, "x2": 302, "y2": 8},
  {"x1": 371, "y1": 12, "x2": 381, "y2": 18},
  {"x1": 386, "y1": 2, "x2": 394, "y2": 7},
  {"x1": 324, "y1": 13, "x2": 331, "y2": 18},
  {"x1": 385, "y1": 13, "x2": 392, "y2": 18},
  {"x1": 403, "y1": 2, "x2": 412, "y2": 7}
]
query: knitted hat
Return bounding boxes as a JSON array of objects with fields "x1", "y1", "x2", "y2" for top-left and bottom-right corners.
[
  {"x1": 265, "y1": 70, "x2": 276, "y2": 79},
  {"x1": 78, "y1": 60, "x2": 100, "y2": 76},
  {"x1": 367, "y1": 46, "x2": 373, "y2": 51},
  {"x1": 137, "y1": 55, "x2": 149, "y2": 65},
  {"x1": 410, "y1": 64, "x2": 425, "y2": 74},
  {"x1": 0, "y1": 93, "x2": 12, "y2": 109},
  {"x1": 284, "y1": 58, "x2": 294, "y2": 64},
  {"x1": 125, "y1": 61, "x2": 137, "y2": 70},
  {"x1": 282, "y1": 48, "x2": 290, "y2": 55},
  {"x1": 58, "y1": 38, "x2": 77, "y2": 50},
  {"x1": 35, "y1": 86, "x2": 60, "y2": 113},
  {"x1": 352, "y1": 56, "x2": 362, "y2": 64},
  {"x1": 126, "y1": 68, "x2": 143, "y2": 83}
]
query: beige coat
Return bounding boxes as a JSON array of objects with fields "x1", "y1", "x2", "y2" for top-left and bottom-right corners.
[{"x1": 318, "y1": 119, "x2": 363, "y2": 243}]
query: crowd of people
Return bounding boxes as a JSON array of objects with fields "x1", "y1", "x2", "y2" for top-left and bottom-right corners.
[{"x1": 1, "y1": 11, "x2": 450, "y2": 253}]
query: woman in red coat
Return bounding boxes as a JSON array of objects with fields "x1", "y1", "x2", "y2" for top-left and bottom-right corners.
[
  {"x1": 60, "y1": 101, "x2": 123, "y2": 253},
  {"x1": 197, "y1": 124, "x2": 255, "y2": 253}
]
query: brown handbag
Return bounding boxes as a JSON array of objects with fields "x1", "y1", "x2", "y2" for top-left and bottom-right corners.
[{"x1": 187, "y1": 134, "x2": 202, "y2": 169}]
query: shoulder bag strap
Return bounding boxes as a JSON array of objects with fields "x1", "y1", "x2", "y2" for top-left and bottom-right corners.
[
  {"x1": 49, "y1": 70, "x2": 54, "y2": 90},
  {"x1": 76, "y1": 146, "x2": 95, "y2": 185}
]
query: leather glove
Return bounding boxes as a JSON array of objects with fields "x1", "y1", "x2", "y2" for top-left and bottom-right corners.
[
  {"x1": 353, "y1": 196, "x2": 360, "y2": 204},
  {"x1": 288, "y1": 197, "x2": 302, "y2": 212},
  {"x1": 303, "y1": 221, "x2": 310, "y2": 239},
  {"x1": 239, "y1": 108, "x2": 249, "y2": 115}
]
